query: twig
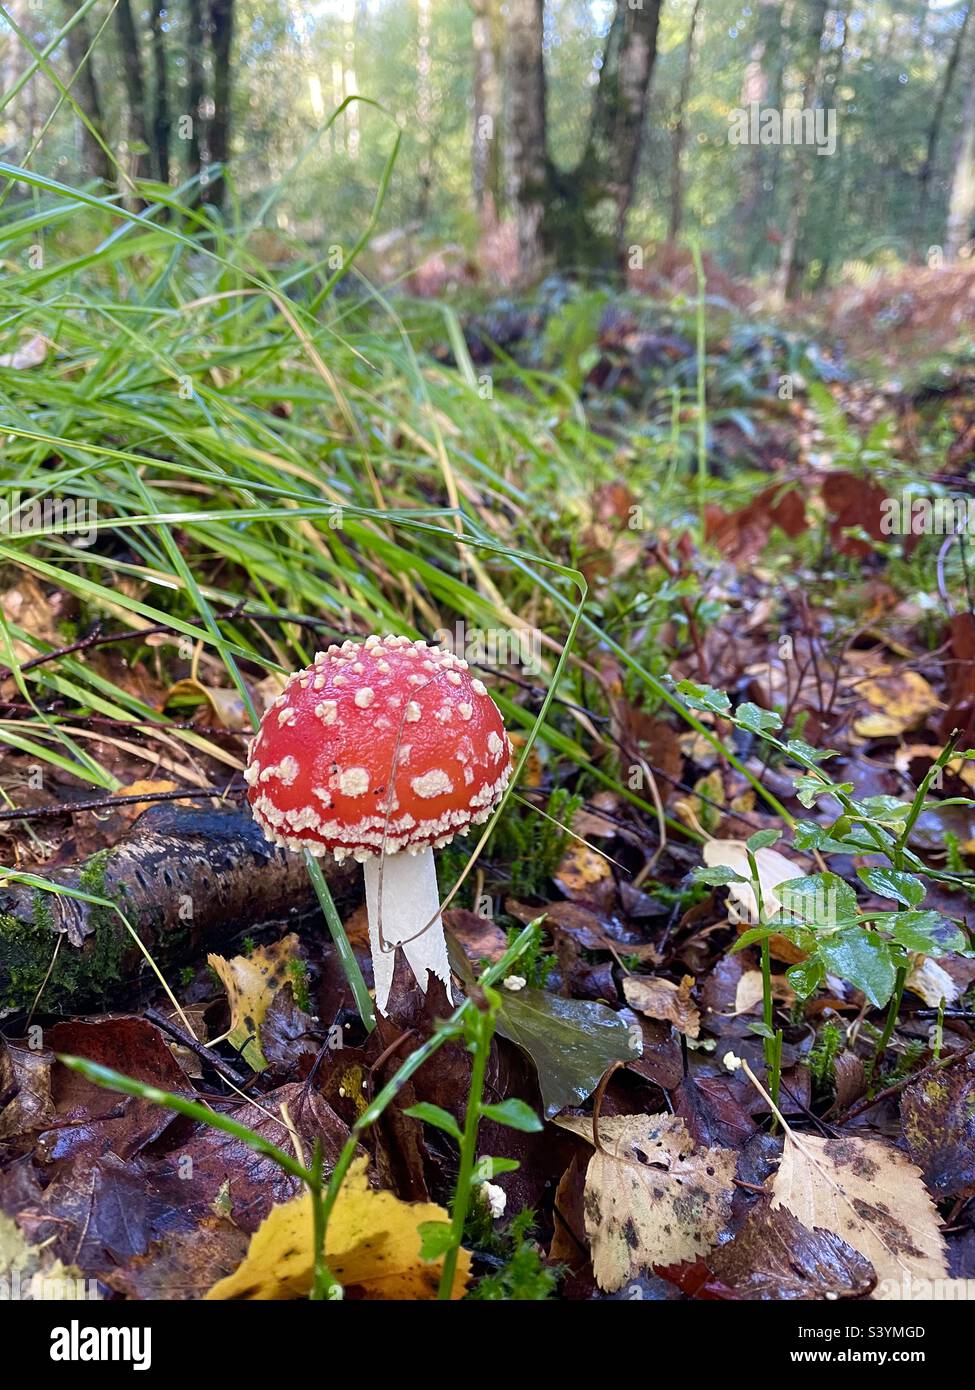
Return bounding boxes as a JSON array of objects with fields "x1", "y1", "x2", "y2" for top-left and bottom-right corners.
[
  {"x1": 144, "y1": 1006, "x2": 249, "y2": 1087},
  {"x1": 0, "y1": 785, "x2": 240, "y2": 823}
]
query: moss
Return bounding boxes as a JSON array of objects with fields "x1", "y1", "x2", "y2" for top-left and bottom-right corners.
[{"x1": 0, "y1": 851, "x2": 134, "y2": 1014}]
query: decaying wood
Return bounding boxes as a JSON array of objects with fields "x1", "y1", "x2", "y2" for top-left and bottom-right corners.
[{"x1": 0, "y1": 805, "x2": 357, "y2": 1017}]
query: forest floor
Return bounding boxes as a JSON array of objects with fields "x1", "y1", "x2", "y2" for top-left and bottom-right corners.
[{"x1": 1, "y1": 227, "x2": 974, "y2": 1302}]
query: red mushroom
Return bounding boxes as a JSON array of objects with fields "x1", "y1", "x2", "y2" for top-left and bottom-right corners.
[{"x1": 244, "y1": 635, "x2": 512, "y2": 1016}]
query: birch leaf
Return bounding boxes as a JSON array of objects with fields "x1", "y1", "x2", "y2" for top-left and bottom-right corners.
[
  {"x1": 207, "y1": 933, "x2": 300, "y2": 1072},
  {"x1": 770, "y1": 1131, "x2": 947, "y2": 1297},
  {"x1": 557, "y1": 1113, "x2": 736, "y2": 1292}
]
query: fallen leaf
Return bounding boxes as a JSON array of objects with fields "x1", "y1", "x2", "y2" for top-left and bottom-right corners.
[
  {"x1": 556, "y1": 1114, "x2": 736, "y2": 1292},
  {"x1": 205, "y1": 1157, "x2": 469, "y2": 1299},
  {"x1": 902, "y1": 1060, "x2": 975, "y2": 1201},
  {"x1": 623, "y1": 974, "x2": 700, "y2": 1038},
  {"x1": 853, "y1": 671, "x2": 942, "y2": 739},
  {"x1": 554, "y1": 841, "x2": 613, "y2": 903},
  {"x1": 906, "y1": 955, "x2": 962, "y2": 1007},
  {"x1": 0, "y1": 1211, "x2": 90, "y2": 1300},
  {"x1": 208, "y1": 934, "x2": 301, "y2": 1072},
  {"x1": 702, "y1": 837, "x2": 806, "y2": 958},
  {"x1": 770, "y1": 1130, "x2": 948, "y2": 1296},
  {"x1": 164, "y1": 677, "x2": 250, "y2": 730},
  {"x1": 704, "y1": 1198, "x2": 876, "y2": 1300},
  {"x1": 0, "y1": 333, "x2": 47, "y2": 369}
]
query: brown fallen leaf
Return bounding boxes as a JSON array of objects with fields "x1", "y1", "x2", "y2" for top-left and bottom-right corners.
[
  {"x1": 554, "y1": 841, "x2": 614, "y2": 904},
  {"x1": 556, "y1": 1113, "x2": 736, "y2": 1292},
  {"x1": 704, "y1": 1198, "x2": 876, "y2": 1300},
  {"x1": 623, "y1": 974, "x2": 701, "y2": 1038},
  {"x1": 901, "y1": 1059, "x2": 975, "y2": 1202},
  {"x1": 205, "y1": 1157, "x2": 469, "y2": 1300},
  {"x1": 769, "y1": 1125, "x2": 947, "y2": 1297},
  {"x1": 164, "y1": 677, "x2": 250, "y2": 730},
  {"x1": 208, "y1": 934, "x2": 301, "y2": 1072}
]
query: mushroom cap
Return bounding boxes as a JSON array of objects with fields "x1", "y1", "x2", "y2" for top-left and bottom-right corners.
[{"x1": 245, "y1": 635, "x2": 512, "y2": 862}]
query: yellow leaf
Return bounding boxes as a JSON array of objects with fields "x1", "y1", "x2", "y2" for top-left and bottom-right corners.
[
  {"x1": 555, "y1": 841, "x2": 611, "y2": 895},
  {"x1": 205, "y1": 1158, "x2": 470, "y2": 1300},
  {"x1": 770, "y1": 1131, "x2": 947, "y2": 1298},
  {"x1": 207, "y1": 934, "x2": 300, "y2": 1072},
  {"x1": 164, "y1": 677, "x2": 250, "y2": 729},
  {"x1": 556, "y1": 1114, "x2": 736, "y2": 1292},
  {"x1": 853, "y1": 672, "x2": 942, "y2": 739}
]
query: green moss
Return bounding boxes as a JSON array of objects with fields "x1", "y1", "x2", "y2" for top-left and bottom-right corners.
[{"x1": 0, "y1": 851, "x2": 134, "y2": 1013}]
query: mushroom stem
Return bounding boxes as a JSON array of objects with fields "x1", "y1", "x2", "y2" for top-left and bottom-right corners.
[{"x1": 363, "y1": 847, "x2": 453, "y2": 1017}]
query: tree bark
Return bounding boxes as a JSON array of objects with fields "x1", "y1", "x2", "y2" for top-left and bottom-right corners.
[
  {"x1": 919, "y1": 2, "x2": 972, "y2": 248},
  {"x1": 114, "y1": 0, "x2": 151, "y2": 189},
  {"x1": 203, "y1": 0, "x2": 235, "y2": 208},
  {"x1": 504, "y1": 0, "x2": 549, "y2": 282},
  {"x1": 945, "y1": 30, "x2": 975, "y2": 259},
  {"x1": 471, "y1": 0, "x2": 503, "y2": 229},
  {"x1": 771, "y1": 0, "x2": 829, "y2": 305},
  {"x1": 582, "y1": 0, "x2": 663, "y2": 250},
  {"x1": 149, "y1": 0, "x2": 172, "y2": 185},
  {"x1": 668, "y1": 0, "x2": 703, "y2": 243},
  {"x1": 60, "y1": 0, "x2": 112, "y2": 185},
  {"x1": 186, "y1": 0, "x2": 205, "y2": 191}
]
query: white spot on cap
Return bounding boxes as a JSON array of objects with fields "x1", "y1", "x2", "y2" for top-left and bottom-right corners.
[
  {"x1": 354, "y1": 687, "x2": 375, "y2": 709},
  {"x1": 405, "y1": 701, "x2": 421, "y2": 722},
  {"x1": 338, "y1": 767, "x2": 370, "y2": 796},
  {"x1": 315, "y1": 700, "x2": 338, "y2": 725},
  {"x1": 471, "y1": 679, "x2": 487, "y2": 696},
  {"x1": 487, "y1": 731, "x2": 504, "y2": 757},
  {"x1": 411, "y1": 769, "x2": 453, "y2": 798},
  {"x1": 458, "y1": 702, "x2": 472, "y2": 721}
]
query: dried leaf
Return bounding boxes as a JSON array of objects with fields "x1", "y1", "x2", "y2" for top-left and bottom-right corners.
[
  {"x1": 556, "y1": 1114, "x2": 736, "y2": 1292},
  {"x1": 205, "y1": 1157, "x2": 469, "y2": 1299},
  {"x1": 702, "y1": 838, "x2": 804, "y2": 925},
  {"x1": 623, "y1": 974, "x2": 700, "y2": 1038},
  {"x1": 208, "y1": 934, "x2": 300, "y2": 1072},
  {"x1": 853, "y1": 671, "x2": 942, "y2": 739},
  {"x1": 770, "y1": 1131, "x2": 948, "y2": 1296}
]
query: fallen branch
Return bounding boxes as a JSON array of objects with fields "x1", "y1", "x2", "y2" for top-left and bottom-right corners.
[{"x1": 0, "y1": 804, "x2": 357, "y2": 1016}]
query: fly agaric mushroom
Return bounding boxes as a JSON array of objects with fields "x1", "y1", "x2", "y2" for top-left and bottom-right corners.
[{"x1": 244, "y1": 635, "x2": 512, "y2": 1016}]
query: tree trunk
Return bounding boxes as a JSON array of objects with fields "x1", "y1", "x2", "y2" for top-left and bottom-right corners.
[
  {"x1": 504, "y1": 0, "x2": 549, "y2": 283},
  {"x1": 919, "y1": 2, "x2": 972, "y2": 249},
  {"x1": 416, "y1": 0, "x2": 433, "y2": 218},
  {"x1": 736, "y1": 0, "x2": 788, "y2": 274},
  {"x1": 60, "y1": 0, "x2": 112, "y2": 185},
  {"x1": 771, "y1": 0, "x2": 829, "y2": 305},
  {"x1": 471, "y1": 0, "x2": 503, "y2": 230},
  {"x1": 114, "y1": 0, "x2": 151, "y2": 190},
  {"x1": 582, "y1": 0, "x2": 663, "y2": 251},
  {"x1": 945, "y1": 32, "x2": 975, "y2": 259},
  {"x1": 186, "y1": 0, "x2": 205, "y2": 191},
  {"x1": 668, "y1": 0, "x2": 703, "y2": 243},
  {"x1": 203, "y1": 0, "x2": 235, "y2": 208},
  {"x1": 149, "y1": 0, "x2": 172, "y2": 185}
]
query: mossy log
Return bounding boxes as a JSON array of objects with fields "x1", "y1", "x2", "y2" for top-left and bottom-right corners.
[{"x1": 0, "y1": 804, "x2": 357, "y2": 1017}]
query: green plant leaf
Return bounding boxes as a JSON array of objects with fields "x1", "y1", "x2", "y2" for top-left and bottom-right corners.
[
  {"x1": 735, "y1": 703, "x2": 782, "y2": 734},
  {"x1": 787, "y1": 956, "x2": 825, "y2": 1000},
  {"x1": 675, "y1": 679, "x2": 732, "y2": 716},
  {"x1": 873, "y1": 911, "x2": 967, "y2": 956},
  {"x1": 404, "y1": 1102, "x2": 463, "y2": 1142},
  {"x1": 857, "y1": 867, "x2": 926, "y2": 908},
  {"x1": 693, "y1": 864, "x2": 749, "y2": 886},
  {"x1": 818, "y1": 930, "x2": 897, "y2": 1008},
  {"x1": 417, "y1": 1220, "x2": 455, "y2": 1260},
  {"x1": 746, "y1": 828, "x2": 780, "y2": 852},
  {"x1": 776, "y1": 872, "x2": 859, "y2": 926},
  {"x1": 480, "y1": 1099, "x2": 543, "y2": 1133}
]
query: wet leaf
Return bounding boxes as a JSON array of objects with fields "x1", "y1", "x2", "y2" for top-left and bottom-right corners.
[
  {"x1": 704, "y1": 1198, "x2": 876, "y2": 1300},
  {"x1": 818, "y1": 930, "x2": 897, "y2": 1008},
  {"x1": 205, "y1": 1157, "x2": 470, "y2": 1299},
  {"x1": 902, "y1": 1060, "x2": 975, "y2": 1201},
  {"x1": 623, "y1": 974, "x2": 700, "y2": 1038},
  {"x1": 493, "y1": 986, "x2": 642, "y2": 1118},
  {"x1": 208, "y1": 934, "x2": 301, "y2": 1072},
  {"x1": 853, "y1": 671, "x2": 942, "y2": 739},
  {"x1": 556, "y1": 1114, "x2": 736, "y2": 1293},
  {"x1": 770, "y1": 1131, "x2": 947, "y2": 1296}
]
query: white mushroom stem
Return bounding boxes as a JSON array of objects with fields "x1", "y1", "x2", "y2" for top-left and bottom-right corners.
[{"x1": 363, "y1": 847, "x2": 453, "y2": 1017}]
